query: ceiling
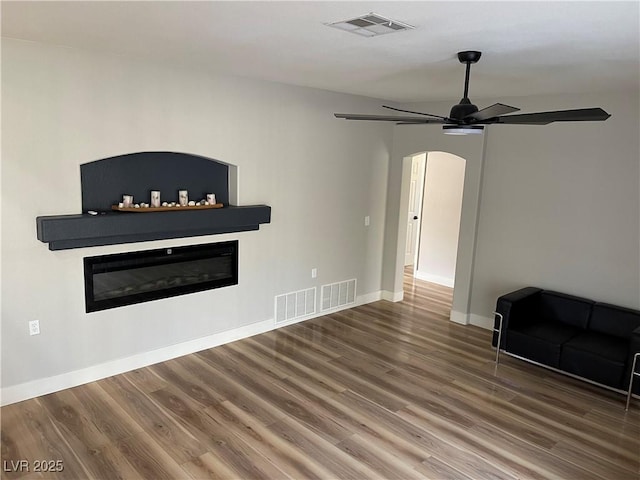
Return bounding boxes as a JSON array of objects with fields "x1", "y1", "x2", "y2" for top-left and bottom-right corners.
[{"x1": 2, "y1": 1, "x2": 639, "y2": 103}]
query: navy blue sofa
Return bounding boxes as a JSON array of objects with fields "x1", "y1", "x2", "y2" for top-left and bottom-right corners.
[{"x1": 492, "y1": 287, "x2": 640, "y2": 395}]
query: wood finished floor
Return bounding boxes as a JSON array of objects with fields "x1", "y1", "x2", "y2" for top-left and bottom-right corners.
[{"x1": 2, "y1": 275, "x2": 639, "y2": 480}]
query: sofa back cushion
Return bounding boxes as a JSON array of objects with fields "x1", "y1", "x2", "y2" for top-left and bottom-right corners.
[
  {"x1": 539, "y1": 291, "x2": 594, "y2": 329},
  {"x1": 589, "y1": 303, "x2": 640, "y2": 339}
]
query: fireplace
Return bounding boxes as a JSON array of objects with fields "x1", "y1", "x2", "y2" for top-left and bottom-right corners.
[{"x1": 83, "y1": 241, "x2": 238, "y2": 312}]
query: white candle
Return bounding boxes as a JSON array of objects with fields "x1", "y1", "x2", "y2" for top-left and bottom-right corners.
[
  {"x1": 178, "y1": 190, "x2": 188, "y2": 206},
  {"x1": 151, "y1": 190, "x2": 161, "y2": 208}
]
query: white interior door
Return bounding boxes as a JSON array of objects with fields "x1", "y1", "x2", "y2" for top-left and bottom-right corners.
[{"x1": 405, "y1": 154, "x2": 426, "y2": 266}]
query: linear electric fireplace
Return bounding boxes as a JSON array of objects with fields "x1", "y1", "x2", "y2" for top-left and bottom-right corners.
[{"x1": 84, "y1": 241, "x2": 238, "y2": 312}]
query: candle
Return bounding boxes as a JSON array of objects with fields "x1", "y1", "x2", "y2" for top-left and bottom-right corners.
[{"x1": 151, "y1": 190, "x2": 161, "y2": 208}]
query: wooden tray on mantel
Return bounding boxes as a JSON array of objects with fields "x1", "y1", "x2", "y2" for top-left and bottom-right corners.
[{"x1": 112, "y1": 203, "x2": 224, "y2": 213}]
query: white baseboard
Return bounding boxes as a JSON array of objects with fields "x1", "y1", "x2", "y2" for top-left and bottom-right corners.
[
  {"x1": 382, "y1": 290, "x2": 404, "y2": 302},
  {"x1": 1, "y1": 318, "x2": 275, "y2": 407},
  {"x1": 450, "y1": 310, "x2": 493, "y2": 330},
  {"x1": 469, "y1": 314, "x2": 493, "y2": 330},
  {"x1": 357, "y1": 291, "x2": 383, "y2": 305},
  {"x1": 414, "y1": 270, "x2": 455, "y2": 288},
  {"x1": 449, "y1": 309, "x2": 469, "y2": 325},
  {"x1": 1, "y1": 290, "x2": 386, "y2": 407}
]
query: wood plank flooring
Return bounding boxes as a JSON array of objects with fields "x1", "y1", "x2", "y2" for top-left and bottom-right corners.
[{"x1": 2, "y1": 274, "x2": 639, "y2": 479}]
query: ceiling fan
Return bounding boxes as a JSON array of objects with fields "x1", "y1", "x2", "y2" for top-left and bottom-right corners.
[{"x1": 335, "y1": 51, "x2": 611, "y2": 134}]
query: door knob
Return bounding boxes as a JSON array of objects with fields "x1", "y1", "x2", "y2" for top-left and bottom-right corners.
[{"x1": 413, "y1": 215, "x2": 419, "y2": 220}]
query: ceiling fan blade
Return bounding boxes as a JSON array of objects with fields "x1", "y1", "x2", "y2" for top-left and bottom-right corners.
[
  {"x1": 494, "y1": 108, "x2": 611, "y2": 125},
  {"x1": 334, "y1": 113, "x2": 445, "y2": 124},
  {"x1": 382, "y1": 105, "x2": 450, "y2": 121},
  {"x1": 466, "y1": 103, "x2": 520, "y2": 122}
]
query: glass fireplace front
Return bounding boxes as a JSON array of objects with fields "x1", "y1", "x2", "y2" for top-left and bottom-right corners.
[{"x1": 84, "y1": 241, "x2": 238, "y2": 312}]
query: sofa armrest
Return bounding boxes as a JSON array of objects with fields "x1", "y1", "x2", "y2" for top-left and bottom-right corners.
[{"x1": 492, "y1": 287, "x2": 543, "y2": 347}]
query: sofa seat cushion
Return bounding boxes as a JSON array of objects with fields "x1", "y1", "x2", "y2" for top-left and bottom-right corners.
[
  {"x1": 560, "y1": 332, "x2": 627, "y2": 388},
  {"x1": 506, "y1": 322, "x2": 581, "y2": 368}
]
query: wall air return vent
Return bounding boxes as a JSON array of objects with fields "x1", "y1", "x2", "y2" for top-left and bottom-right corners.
[
  {"x1": 275, "y1": 287, "x2": 316, "y2": 325},
  {"x1": 321, "y1": 279, "x2": 356, "y2": 312},
  {"x1": 326, "y1": 13, "x2": 415, "y2": 37}
]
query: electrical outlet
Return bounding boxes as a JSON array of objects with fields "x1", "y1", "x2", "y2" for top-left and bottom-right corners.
[
  {"x1": 364, "y1": 216, "x2": 370, "y2": 226},
  {"x1": 311, "y1": 268, "x2": 317, "y2": 279},
  {"x1": 29, "y1": 320, "x2": 40, "y2": 336}
]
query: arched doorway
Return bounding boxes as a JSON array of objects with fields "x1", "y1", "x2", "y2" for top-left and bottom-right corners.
[
  {"x1": 384, "y1": 129, "x2": 486, "y2": 325},
  {"x1": 406, "y1": 152, "x2": 466, "y2": 288}
]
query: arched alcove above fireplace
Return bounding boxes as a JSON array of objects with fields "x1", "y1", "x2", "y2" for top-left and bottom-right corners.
[
  {"x1": 80, "y1": 151, "x2": 235, "y2": 211},
  {"x1": 36, "y1": 152, "x2": 270, "y2": 250}
]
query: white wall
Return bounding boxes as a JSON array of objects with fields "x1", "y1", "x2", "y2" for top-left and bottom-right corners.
[
  {"x1": 383, "y1": 90, "x2": 640, "y2": 329},
  {"x1": 416, "y1": 152, "x2": 465, "y2": 287},
  {"x1": 471, "y1": 91, "x2": 640, "y2": 325},
  {"x1": 1, "y1": 39, "x2": 392, "y2": 402}
]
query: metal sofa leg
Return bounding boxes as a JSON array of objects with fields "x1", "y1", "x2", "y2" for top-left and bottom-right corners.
[
  {"x1": 493, "y1": 312, "x2": 504, "y2": 365},
  {"x1": 626, "y1": 352, "x2": 639, "y2": 411}
]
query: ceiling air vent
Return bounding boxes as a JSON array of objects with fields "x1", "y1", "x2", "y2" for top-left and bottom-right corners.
[{"x1": 327, "y1": 13, "x2": 415, "y2": 37}]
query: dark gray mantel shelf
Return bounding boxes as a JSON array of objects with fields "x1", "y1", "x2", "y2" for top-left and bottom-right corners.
[{"x1": 37, "y1": 205, "x2": 271, "y2": 250}]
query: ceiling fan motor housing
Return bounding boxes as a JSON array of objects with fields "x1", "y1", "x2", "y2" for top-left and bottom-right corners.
[{"x1": 449, "y1": 98, "x2": 479, "y2": 122}]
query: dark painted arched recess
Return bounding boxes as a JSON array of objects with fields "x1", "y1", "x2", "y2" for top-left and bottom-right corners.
[
  {"x1": 37, "y1": 151, "x2": 270, "y2": 250},
  {"x1": 80, "y1": 151, "x2": 230, "y2": 211}
]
